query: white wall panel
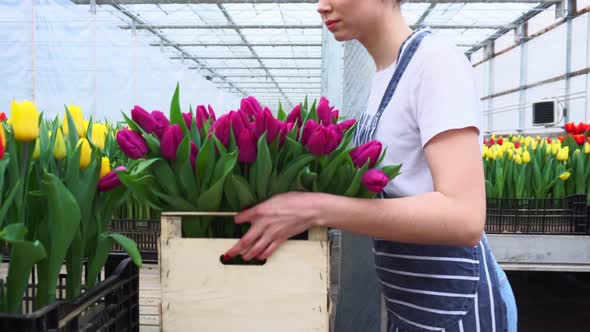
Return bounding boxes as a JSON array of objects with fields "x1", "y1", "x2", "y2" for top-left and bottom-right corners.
[
  {"x1": 493, "y1": 48, "x2": 520, "y2": 94},
  {"x1": 526, "y1": 24, "x2": 567, "y2": 84}
]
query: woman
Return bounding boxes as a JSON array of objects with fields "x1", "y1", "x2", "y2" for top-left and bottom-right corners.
[{"x1": 225, "y1": 0, "x2": 517, "y2": 331}]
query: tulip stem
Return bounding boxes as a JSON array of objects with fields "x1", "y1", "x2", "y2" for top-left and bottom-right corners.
[
  {"x1": 57, "y1": 159, "x2": 62, "y2": 178},
  {"x1": 21, "y1": 142, "x2": 29, "y2": 178}
]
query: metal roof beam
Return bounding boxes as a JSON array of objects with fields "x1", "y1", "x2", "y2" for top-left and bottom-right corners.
[
  {"x1": 189, "y1": 67, "x2": 321, "y2": 70},
  {"x1": 173, "y1": 56, "x2": 321, "y2": 60},
  {"x1": 124, "y1": 23, "x2": 516, "y2": 30},
  {"x1": 151, "y1": 42, "x2": 322, "y2": 47},
  {"x1": 212, "y1": 75, "x2": 321, "y2": 78},
  {"x1": 74, "y1": 0, "x2": 559, "y2": 4}
]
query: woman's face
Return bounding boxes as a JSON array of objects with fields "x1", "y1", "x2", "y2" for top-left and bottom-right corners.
[{"x1": 317, "y1": 0, "x2": 392, "y2": 41}]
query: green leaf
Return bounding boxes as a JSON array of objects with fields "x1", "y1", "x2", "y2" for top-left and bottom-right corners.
[
  {"x1": 196, "y1": 137, "x2": 216, "y2": 189},
  {"x1": 131, "y1": 158, "x2": 160, "y2": 176},
  {"x1": 0, "y1": 223, "x2": 27, "y2": 242},
  {"x1": 254, "y1": 134, "x2": 272, "y2": 200},
  {"x1": 212, "y1": 151, "x2": 238, "y2": 186},
  {"x1": 153, "y1": 160, "x2": 181, "y2": 196},
  {"x1": 277, "y1": 103, "x2": 287, "y2": 121},
  {"x1": 319, "y1": 147, "x2": 353, "y2": 191},
  {"x1": 5, "y1": 240, "x2": 46, "y2": 313},
  {"x1": 36, "y1": 172, "x2": 81, "y2": 308},
  {"x1": 170, "y1": 83, "x2": 189, "y2": 134},
  {"x1": 86, "y1": 233, "x2": 142, "y2": 288},
  {"x1": 271, "y1": 154, "x2": 315, "y2": 195},
  {"x1": 176, "y1": 135, "x2": 191, "y2": 171},
  {"x1": 228, "y1": 174, "x2": 256, "y2": 209},
  {"x1": 381, "y1": 164, "x2": 402, "y2": 180}
]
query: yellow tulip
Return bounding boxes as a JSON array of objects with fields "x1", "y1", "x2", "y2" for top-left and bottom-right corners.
[
  {"x1": 546, "y1": 143, "x2": 552, "y2": 154},
  {"x1": 523, "y1": 151, "x2": 531, "y2": 163},
  {"x1": 53, "y1": 128, "x2": 66, "y2": 160},
  {"x1": 83, "y1": 120, "x2": 90, "y2": 136},
  {"x1": 559, "y1": 171, "x2": 571, "y2": 181},
  {"x1": 507, "y1": 149, "x2": 514, "y2": 160},
  {"x1": 100, "y1": 156, "x2": 111, "y2": 178},
  {"x1": 557, "y1": 146, "x2": 569, "y2": 162},
  {"x1": 0, "y1": 123, "x2": 5, "y2": 150},
  {"x1": 532, "y1": 140, "x2": 538, "y2": 151},
  {"x1": 552, "y1": 143, "x2": 560, "y2": 156},
  {"x1": 514, "y1": 155, "x2": 522, "y2": 164},
  {"x1": 486, "y1": 148, "x2": 494, "y2": 160},
  {"x1": 63, "y1": 105, "x2": 85, "y2": 138},
  {"x1": 76, "y1": 138, "x2": 92, "y2": 169},
  {"x1": 584, "y1": 142, "x2": 590, "y2": 154},
  {"x1": 32, "y1": 138, "x2": 40, "y2": 160},
  {"x1": 91, "y1": 123, "x2": 107, "y2": 150},
  {"x1": 10, "y1": 100, "x2": 39, "y2": 142}
]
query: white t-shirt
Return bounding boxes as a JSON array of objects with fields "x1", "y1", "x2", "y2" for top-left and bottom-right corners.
[{"x1": 366, "y1": 33, "x2": 483, "y2": 198}]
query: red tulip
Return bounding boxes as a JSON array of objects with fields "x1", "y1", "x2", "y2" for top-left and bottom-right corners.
[
  {"x1": 301, "y1": 119, "x2": 320, "y2": 145},
  {"x1": 98, "y1": 166, "x2": 127, "y2": 192},
  {"x1": 117, "y1": 129, "x2": 148, "y2": 159},
  {"x1": 0, "y1": 134, "x2": 4, "y2": 160},
  {"x1": 254, "y1": 108, "x2": 281, "y2": 143},
  {"x1": 317, "y1": 97, "x2": 333, "y2": 125},
  {"x1": 514, "y1": 141, "x2": 521, "y2": 149},
  {"x1": 565, "y1": 122, "x2": 576, "y2": 134},
  {"x1": 241, "y1": 96, "x2": 263, "y2": 120},
  {"x1": 150, "y1": 111, "x2": 169, "y2": 139},
  {"x1": 557, "y1": 136, "x2": 565, "y2": 143},
  {"x1": 575, "y1": 122, "x2": 587, "y2": 135},
  {"x1": 573, "y1": 134, "x2": 585, "y2": 145},
  {"x1": 190, "y1": 141, "x2": 199, "y2": 168},
  {"x1": 210, "y1": 114, "x2": 231, "y2": 146},
  {"x1": 362, "y1": 169, "x2": 389, "y2": 193},
  {"x1": 287, "y1": 104, "x2": 302, "y2": 127},
  {"x1": 337, "y1": 119, "x2": 356, "y2": 132},
  {"x1": 483, "y1": 138, "x2": 487, "y2": 145},
  {"x1": 547, "y1": 137, "x2": 552, "y2": 144},
  {"x1": 350, "y1": 140, "x2": 382, "y2": 168},
  {"x1": 131, "y1": 105, "x2": 157, "y2": 134},
  {"x1": 497, "y1": 138, "x2": 504, "y2": 145},
  {"x1": 0, "y1": 112, "x2": 6, "y2": 122},
  {"x1": 237, "y1": 128, "x2": 257, "y2": 163},
  {"x1": 161, "y1": 124, "x2": 184, "y2": 160},
  {"x1": 306, "y1": 125, "x2": 342, "y2": 156}
]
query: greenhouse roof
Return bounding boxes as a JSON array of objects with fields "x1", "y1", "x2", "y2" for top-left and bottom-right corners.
[{"x1": 72, "y1": 0, "x2": 565, "y2": 110}]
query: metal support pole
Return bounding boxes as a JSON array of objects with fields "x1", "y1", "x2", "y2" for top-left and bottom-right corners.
[{"x1": 518, "y1": 23, "x2": 528, "y2": 132}]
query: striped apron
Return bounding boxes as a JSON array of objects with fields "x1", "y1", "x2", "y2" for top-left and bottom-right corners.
[{"x1": 353, "y1": 27, "x2": 508, "y2": 332}]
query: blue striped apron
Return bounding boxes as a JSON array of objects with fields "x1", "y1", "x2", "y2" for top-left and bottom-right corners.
[{"x1": 353, "y1": 27, "x2": 508, "y2": 332}]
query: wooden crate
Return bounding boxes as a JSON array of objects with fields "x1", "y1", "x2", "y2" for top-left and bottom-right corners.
[{"x1": 159, "y1": 212, "x2": 330, "y2": 332}]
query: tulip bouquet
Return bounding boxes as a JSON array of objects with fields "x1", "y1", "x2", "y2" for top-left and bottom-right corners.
[
  {"x1": 0, "y1": 101, "x2": 141, "y2": 314},
  {"x1": 117, "y1": 85, "x2": 401, "y2": 238},
  {"x1": 483, "y1": 133, "x2": 590, "y2": 201}
]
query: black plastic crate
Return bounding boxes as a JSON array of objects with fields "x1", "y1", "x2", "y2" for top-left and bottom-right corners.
[
  {"x1": 485, "y1": 194, "x2": 589, "y2": 234},
  {"x1": 109, "y1": 219, "x2": 160, "y2": 263},
  {"x1": 0, "y1": 254, "x2": 139, "y2": 332}
]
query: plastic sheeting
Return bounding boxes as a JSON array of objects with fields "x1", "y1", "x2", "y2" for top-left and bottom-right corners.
[{"x1": 0, "y1": 0, "x2": 241, "y2": 121}]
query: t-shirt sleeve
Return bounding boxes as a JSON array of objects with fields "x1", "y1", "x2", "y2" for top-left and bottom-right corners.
[{"x1": 414, "y1": 42, "x2": 482, "y2": 148}]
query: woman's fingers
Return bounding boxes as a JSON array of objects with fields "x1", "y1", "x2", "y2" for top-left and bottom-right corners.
[
  {"x1": 241, "y1": 233, "x2": 273, "y2": 261},
  {"x1": 257, "y1": 239, "x2": 285, "y2": 260},
  {"x1": 224, "y1": 221, "x2": 264, "y2": 259}
]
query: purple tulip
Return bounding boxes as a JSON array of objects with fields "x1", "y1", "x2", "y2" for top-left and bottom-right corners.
[
  {"x1": 230, "y1": 110, "x2": 251, "y2": 139},
  {"x1": 254, "y1": 108, "x2": 281, "y2": 143},
  {"x1": 131, "y1": 105, "x2": 157, "y2": 134},
  {"x1": 161, "y1": 124, "x2": 184, "y2": 160},
  {"x1": 287, "y1": 104, "x2": 302, "y2": 127},
  {"x1": 98, "y1": 166, "x2": 127, "y2": 192},
  {"x1": 350, "y1": 140, "x2": 382, "y2": 168},
  {"x1": 362, "y1": 169, "x2": 389, "y2": 193},
  {"x1": 338, "y1": 119, "x2": 356, "y2": 132},
  {"x1": 183, "y1": 112, "x2": 193, "y2": 129},
  {"x1": 210, "y1": 114, "x2": 231, "y2": 146},
  {"x1": 241, "y1": 96, "x2": 263, "y2": 120},
  {"x1": 306, "y1": 125, "x2": 342, "y2": 156},
  {"x1": 279, "y1": 121, "x2": 295, "y2": 146},
  {"x1": 237, "y1": 128, "x2": 257, "y2": 163},
  {"x1": 190, "y1": 141, "x2": 199, "y2": 168},
  {"x1": 117, "y1": 129, "x2": 148, "y2": 159},
  {"x1": 151, "y1": 111, "x2": 170, "y2": 139},
  {"x1": 208, "y1": 105, "x2": 217, "y2": 121},
  {"x1": 331, "y1": 110, "x2": 339, "y2": 124},
  {"x1": 317, "y1": 97, "x2": 333, "y2": 126},
  {"x1": 196, "y1": 105, "x2": 208, "y2": 130},
  {"x1": 301, "y1": 119, "x2": 320, "y2": 145}
]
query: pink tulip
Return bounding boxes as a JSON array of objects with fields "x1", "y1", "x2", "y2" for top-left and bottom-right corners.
[
  {"x1": 161, "y1": 124, "x2": 184, "y2": 160},
  {"x1": 287, "y1": 104, "x2": 302, "y2": 127},
  {"x1": 98, "y1": 166, "x2": 127, "y2": 192},
  {"x1": 317, "y1": 97, "x2": 334, "y2": 125},
  {"x1": 196, "y1": 105, "x2": 209, "y2": 130},
  {"x1": 301, "y1": 119, "x2": 320, "y2": 145},
  {"x1": 183, "y1": 112, "x2": 193, "y2": 129},
  {"x1": 190, "y1": 141, "x2": 199, "y2": 168},
  {"x1": 350, "y1": 140, "x2": 382, "y2": 168},
  {"x1": 330, "y1": 110, "x2": 339, "y2": 124},
  {"x1": 279, "y1": 121, "x2": 295, "y2": 146},
  {"x1": 241, "y1": 96, "x2": 263, "y2": 120},
  {"x1": 338, "y1": 119, "x2": 356, "y2": 132},
  {"x1": 208, "y1": 105, "x2": 217, "y2": 121},
  {"x1": 210, "y1": 114, "x2": 231, "y2": 146},
  {"x1": 362, "y1": 169, "x2": 388, "y2": 193},
  {"x1": 131, "y1": 105, "x2": 157, "y2": 134},
  {"x1": 254, "y1": 107, "x2": 281, "y2": 143},
  {"x1": 306, "y1": 124, "x2": 342, "y2": 156},
  {"x1": 150, "y1": 111, "x2": 169, "y2": 139},
  {"x1": 230, "y1": 110, "x2": 251, "y2": 139},
  {"x1": 237, "y1": 128, "x2": 257, "y2": 163},
  {"x1": 117, "y1": 129, "x2": 148, "y2": 159}
]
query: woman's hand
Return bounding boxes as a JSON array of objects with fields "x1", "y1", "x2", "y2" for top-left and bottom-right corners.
[{"x1": 224, "y1": 192, "x2": 323, "y2": 261}]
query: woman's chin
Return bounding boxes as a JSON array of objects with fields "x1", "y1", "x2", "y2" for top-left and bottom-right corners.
[{"x1": 332, "y1": 31, "x2": 353, "y2": 42}]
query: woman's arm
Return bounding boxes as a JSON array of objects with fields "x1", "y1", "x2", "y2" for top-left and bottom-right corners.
[{"x1": 225, "y1": 127, "x2": 486, "y2": 261}]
